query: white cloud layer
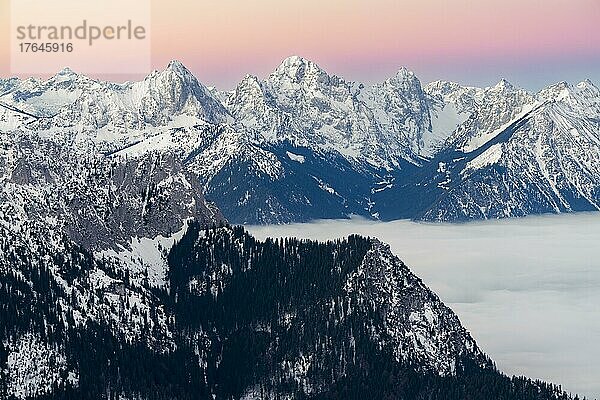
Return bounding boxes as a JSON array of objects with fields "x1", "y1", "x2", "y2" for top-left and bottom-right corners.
[{"x1": 247, "y1": 212, "x2": 600, "y2": 399}]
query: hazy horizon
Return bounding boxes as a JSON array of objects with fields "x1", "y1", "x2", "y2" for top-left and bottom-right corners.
[{"x1": 1, "y1": 0, "x2": 599, "y2": 91}]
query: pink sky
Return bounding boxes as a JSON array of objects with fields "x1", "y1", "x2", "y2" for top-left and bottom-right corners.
[{"x1": 1, "y1": 0, "x2": 599, "y2": 89}]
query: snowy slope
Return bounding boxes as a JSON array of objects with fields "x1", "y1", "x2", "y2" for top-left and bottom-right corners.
[
  {"x1": 386, "y1": 80, "x2": 600, "y2": 221},
  {"x1": 1, "y1": 59, "x2": 598, "y2": 224}
]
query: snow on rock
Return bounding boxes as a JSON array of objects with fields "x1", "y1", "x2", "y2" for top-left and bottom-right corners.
[
  {"x1": 97, "y1": 218, "x2": 191, "y2": 287},
  {"x1": 462, "y1": 143, "x2": 503, "y2": 175},
  {"x1": 5, "y1": 332, "x2": 78, "y2": 399},
  {"x1": 459, "y1": 101, "x2": 539, "y2": 153},
  {"x1": 286, "y1": 151, "x2": 305, "y2": 163},
  {"x1": 345, "y1": 240, "x2": 489, "y2": 376},
  {"x1": 425, "y1": 100, "x2": 469, "y2": 157},
  {"x1": 1, "y1": 59, "x2": 599, "y2": 226}
]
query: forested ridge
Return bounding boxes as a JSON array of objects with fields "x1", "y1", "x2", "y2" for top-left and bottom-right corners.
[{"x1": 0, "y1": 222, "x2": 587, "y2": 399}]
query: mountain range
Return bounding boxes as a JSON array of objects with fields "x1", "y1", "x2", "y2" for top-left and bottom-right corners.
[
  {"x1": 0, "y1": 59, "x2": 596, "y2": 399},
  {"x1": 1, "y1": 56, "x2": 598, "y2": 225}
]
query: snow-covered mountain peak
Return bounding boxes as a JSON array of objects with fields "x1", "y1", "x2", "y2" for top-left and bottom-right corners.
[
  {"x1": 393, "y1": 66, "x2": 416, "y2": 79},
  {"x1": 275, "y1": 55, "x2": 322, "y2": 73},
  {"x1": 577, "y1": 78, "x2": 595, "y2": 88},
  {"x1": 424, "y1": 80, "x2": 484, "y2": 111},
  {"x1": 224, "y1": 74, "x2": 277, "y2": 131},
  {"x1": 0, "y1": 60, "x2": 231, "y2": 132},
  {"x1": 575, "y1": 79, "x2": 599, "y2": 97},
  {"x1": 537, "y1": 81, "x2": 573, "y2": 102},
  {"x1": 0, "y1": 70, "x2": 95, "y2": 117},
  {"x1": 44, "y1": 68, "x2": 97, "y2": 92},
  {"x1": 491, "y1": 78, "x2": 514, "y2": 92},
  {"x1": 3, "y1": 63, "x2": 599, "y2": 226},
  {"x1": 238, "y1": 74, "x2": 263, "y2": 91},
  {"x1": 438, "y1": 79, "x2": 537, "y2": 153},
  {"x1": 550, "y1": 81, "x2": 571, "y2": 90},
  {"x1": 269, "y1": 55, "x2": 332, "y2": 87},
  {"x1": 425, "y1": 80, "x2": 465, "y2": 95},
  {"x1": 536, "y1": 79, "x2": 599, "y2": 111},
  {"x1": 165, "y1": 59, "x2": 190, "y2": 74},
  {"x1": 54, "y1": 67, "x2": 78, "y2": 80},
  {"x1": 149, "y1": 60, "x2": 201, "y2": 85},
  {"x1": 138, "y1": 61, "x2": 203, "y2": 92},
  {"x1": 118, "y1": 61, "x2": 231, "y2": 126},
  {"x1": 382, "y1": 67, "x2": 422, "y2": 92},
  {"x1": 159, "y1": 60, "x2": 205, "y2": 85},
  {"x1": 361, "y1": 68, "x2": 432, "y2": 158}
]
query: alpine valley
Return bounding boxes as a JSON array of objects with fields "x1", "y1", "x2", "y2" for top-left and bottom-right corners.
[{"x1": 0, "y1": 59, "x2": 595, "y2": 399}]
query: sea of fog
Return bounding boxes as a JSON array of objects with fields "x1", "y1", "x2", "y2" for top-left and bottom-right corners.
[{"x1": 247, "y1": 212, "x2": 600, "y2": 399}]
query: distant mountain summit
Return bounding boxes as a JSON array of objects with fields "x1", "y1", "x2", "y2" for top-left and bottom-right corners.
[
  {"x1": 1, "y1": 57, "x2": 599, "y2": 224},
  {"x1": 387, "y1": 76, "x2": 600, "y2": 221}
]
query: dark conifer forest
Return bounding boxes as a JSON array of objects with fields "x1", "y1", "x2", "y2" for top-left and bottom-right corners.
[{"x1": 0, "y1": 223, "x2": 584, "y2": 399}]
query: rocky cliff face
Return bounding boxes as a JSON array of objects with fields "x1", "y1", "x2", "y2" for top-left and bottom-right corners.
[
  {"x1": 1, "y1": 58, "x2": 598, "y2": 225},
  {"x1": 345, "y1": 240, "x2": 487, "y2": 375},
  {"x1": 402, "y1": 79, "x2": 600, "y2": 221}
]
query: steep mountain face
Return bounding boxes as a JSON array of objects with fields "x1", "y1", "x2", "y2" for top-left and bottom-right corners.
[
  {"x1": 360, "y1": 67, "x2": 433, "y2": 157},
  {"x1": 3, "y1": 62, "x2": 230, "y2": 128},
  {"x1": 344, "y1": 240, "x2": 484, "y2": 375},
  {"x1": 0, "y1": 222, "x2": 577, "y2": 399},
  {"x1": 0, "y1": 94, "x2": 225, "y2": 286},
  {"x1": 0, "y1": 78, "x2": 19, "y2": 97},
  {"x1": 433, "y1": 79, "x2": 537, "y2": 153},
  {"x1": 378, "y1": 79, "x2": 600, "y2": 221},
  {"x1": 1, "y1": 59, "x2": 599, "y2": 225},
  {"x1": 225, "y1": 56, "x2": 430, "y2": 169}
]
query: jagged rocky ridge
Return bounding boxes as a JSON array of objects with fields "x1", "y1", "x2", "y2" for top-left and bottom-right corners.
[
  {"x1": 1, "y1": 57, "x2": 599, "y2": 224},
  {"x1": 0, "y1": 220, "x2": 579, "y2": 399},
  {"x1": 0, "y1": 91, "x2": 225, "y2": 284}
]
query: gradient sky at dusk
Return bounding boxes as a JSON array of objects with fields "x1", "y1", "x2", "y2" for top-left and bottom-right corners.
[{"x1": 1, "y1": 0, "x2": 599, "y2": 90}]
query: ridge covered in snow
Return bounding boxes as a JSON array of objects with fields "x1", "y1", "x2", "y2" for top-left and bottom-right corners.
[{"x1": 1, "y1": 58, "x2": 599, "y2": 225}]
